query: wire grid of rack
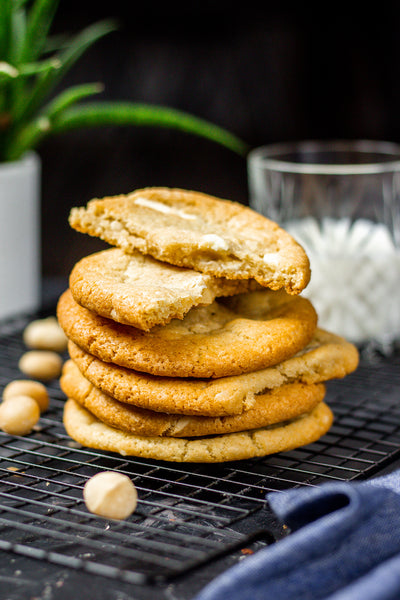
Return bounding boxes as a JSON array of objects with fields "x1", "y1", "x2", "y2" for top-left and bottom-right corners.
[{"x1": 0, "y1": 311, "x2": 399, "y2": 584}]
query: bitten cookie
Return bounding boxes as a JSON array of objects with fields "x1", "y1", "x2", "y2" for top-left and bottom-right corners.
[
  {"x1": 60, "y1": 359, "x2": 326, "y2": 437},
  {"x1": 69, "y1": 248, "x2": 260, "y2": 331},
  {"x1": 63, "y1": 398, "x2": 334, "y2": 463},
  {"x1": 57, "y1": 288, "x2": 317, "y2": 378},
  {"x1": 67, "y1": 329, "x2": 358, "y2": 416},
  {"x1": 69, "y1": 187, "x2": 311, "y2": 294}
]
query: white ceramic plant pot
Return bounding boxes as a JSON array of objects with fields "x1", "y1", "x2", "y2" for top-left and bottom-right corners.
[{"x1": 0, "y1": 152, "x2": 41, "y2": 320}]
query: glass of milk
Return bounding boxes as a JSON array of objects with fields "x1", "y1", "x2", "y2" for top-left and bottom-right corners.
[{"x1": 247, "y1": 140, "x2": 400, "y2": 351}]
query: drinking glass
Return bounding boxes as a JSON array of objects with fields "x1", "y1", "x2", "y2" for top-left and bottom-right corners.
[{"x1": 247, "y1": 140, "x2": 400, "y2": 352}]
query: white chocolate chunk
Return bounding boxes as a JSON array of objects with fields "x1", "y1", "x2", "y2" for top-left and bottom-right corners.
[
  {"x1": 263, "y1": 252, "x2": 281, "y2": 266},
  {"x1": 134, "y1": 196, "x2": 197, "y2": 220},
  {"x1": 200, "y1": 234, "x2": 230, "y2": 252},
  {"x1": 109, "y1": 220, "x2": 123, "y2": 231}
]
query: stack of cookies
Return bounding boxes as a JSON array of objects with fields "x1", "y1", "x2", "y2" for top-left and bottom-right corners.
[{"x1": 57, "y1": 188, "x2": 359, "y2": 462}]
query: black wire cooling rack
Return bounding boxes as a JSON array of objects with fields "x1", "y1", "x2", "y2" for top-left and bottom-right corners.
[{"x1": 0, "y1": 310, "x2": 399, "y2": 585}]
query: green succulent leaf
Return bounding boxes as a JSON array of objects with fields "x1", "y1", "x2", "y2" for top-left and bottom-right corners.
[
  {"x1": 0, "y1": 0, "x2": 13, "y2": 61},
  {"x1": 19, "y1": 0, "x2": 59, "y2": 63},
  {"x1": 52, "y1": 102, "x2": 250, "y2": 156},
  {"x1": 6, "y1": 101, "x2": 249, "y2": 160},
  {"x1": 18, "y1": 57, "x2": 61, "y2": 76},
  {"x1": 44, "y1": 83, "x2": 104, "y2": 119},
  {"x1": 9, "y1": 5, "x2": 27, "y2": 63}
]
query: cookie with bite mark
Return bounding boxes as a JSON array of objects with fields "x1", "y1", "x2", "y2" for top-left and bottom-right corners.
[
  {"x1": 69, "y1": 247, "x2": 261, "y2": 331},
  {"x1": 69, "y1": 187, "x2": 311, "y2": 294}
]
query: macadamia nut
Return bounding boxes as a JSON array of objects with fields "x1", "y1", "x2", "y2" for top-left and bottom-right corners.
[
  {"x1": 0, "y1": 395, "x2": 40, "y2": 435},
  {"x1": 83, "y1": 471, "x2": 138, "y2": 520},
  {"x1": 3, "y1": 380, "x2": 49, "y2": 412},
  {"x1": 23, "y1": 316, "x2": 68, "y2": 353},
  {"x1": 19, "y1": 351, "x2": 63, "y2": 381}
]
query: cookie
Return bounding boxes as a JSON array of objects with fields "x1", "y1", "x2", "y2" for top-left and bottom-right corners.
[
  {"x1": 68, "y1": 329, "x2": 358, "y2": 416},
  {"x1": 63, "y1": 398, "x2": 333, "y2": 462},
  {"x1": 60, "y1": 359, "x2": 326, "y2": 437},
  {"x1": 69, "y1": 248, "x2": 260, "y2": 331},
  {"x1": 57, "y1": 288, "x2": 317, "y2": 378},
  {"x1": 69, "y1": 187, "x2": 311, "y2": 294}
]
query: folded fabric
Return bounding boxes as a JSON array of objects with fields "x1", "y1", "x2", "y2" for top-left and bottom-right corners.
[{"x1": 194, "y1": 470, "x2": 400, "y2": 600}]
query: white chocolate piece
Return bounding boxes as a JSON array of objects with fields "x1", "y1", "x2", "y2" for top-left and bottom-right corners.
[
  {"x1": 23, "y1": 316, "x2": 68, "y2": 353},
  {"x1": 200, "y1": 234, "x2": 230, "y2": 252},
  {"x1": 263, "y1": 252, "x2": 281, "y2": 266},
  {"x1": 2, "y1": 379, "x2": 49, "y2": 412},
  {"x1": 134, "y1": 196, "x2": 197, "y2": 220},
  {"x1": 19, "y1": 351, "x2": 63, "y2": 381},
  {"x1": 0, "y1": 395, "x2": 40, "y2": 435},
  {"x1": 83, "y1": 471, "x2": 138, "y2": 520}
]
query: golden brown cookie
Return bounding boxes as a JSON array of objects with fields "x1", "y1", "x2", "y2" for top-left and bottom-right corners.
[
  {"x1": 69, "y1": 248, "x2": 260, "y2": 331},
  {"x1": 69, "y1": 187, "x2": 311, "y2": 294},
  {"x1": 63, "y1": 398, "x2": 333, "y2": 462},
  {"x1": 60, "y1": 359, "x2": 326, "y2": 437},
  {"x1": 67, "y1": 329, "x2": 358, "y2": 416},
  {"x1": 57, "y1": 288, "x2": 317, "y2": 378}
]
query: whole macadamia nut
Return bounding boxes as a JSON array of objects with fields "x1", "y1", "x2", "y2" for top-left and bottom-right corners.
[
  {"x1": 23, "y1": 316, "x2": 68, "y2": 353},
  {"x1": 19, "y1": 351, "x2": 63, "y2": 381},
  {"x1": 0, "y1": 395, "x2": 40, "y2": 435},
  {"x1": 3, "y1": 379, "x2": 49, "y2": 412},
  {"x1": 83, "y1": 471, "x2": 138, "y2": 520}
]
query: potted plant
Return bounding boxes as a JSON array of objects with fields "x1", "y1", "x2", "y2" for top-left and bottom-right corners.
[{"x1": 0, "y1": 0, "x2": 248, "y2": 319}]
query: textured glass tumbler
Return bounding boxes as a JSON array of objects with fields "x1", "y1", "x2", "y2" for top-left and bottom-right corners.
[{"x1": 247, "y1": 140, "x2": 400, "y2": 350}]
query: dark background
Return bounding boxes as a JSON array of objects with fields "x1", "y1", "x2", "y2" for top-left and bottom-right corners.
[{"x1": 38, "y1": 3, "x2": 400, "y2": 281}]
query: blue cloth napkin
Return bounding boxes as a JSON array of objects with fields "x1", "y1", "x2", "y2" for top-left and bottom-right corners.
[{"x1": 194, "y1": 470, "x2": 400, "y2": 600}]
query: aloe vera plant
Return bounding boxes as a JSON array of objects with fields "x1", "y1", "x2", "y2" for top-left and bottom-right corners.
[{"x1": 0, "y1": 0, "x2": 249, "y2": 162}]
